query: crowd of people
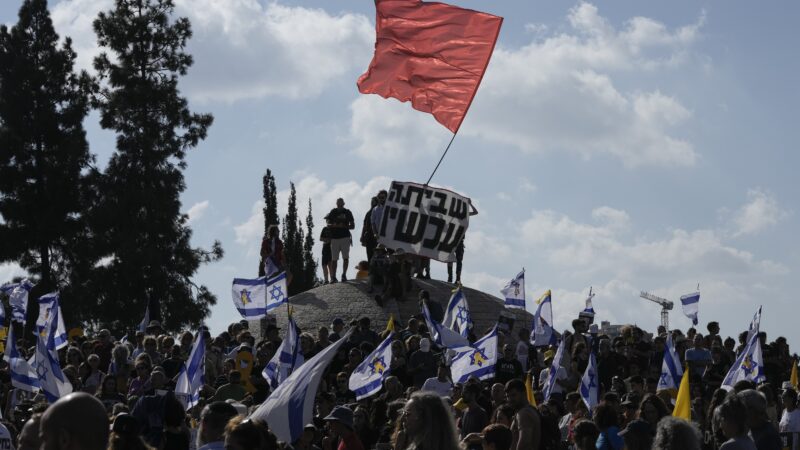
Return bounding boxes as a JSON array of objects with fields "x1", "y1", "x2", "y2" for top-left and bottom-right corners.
[{"x1": 0, "y1": 290, "x2": 797, "y2": 450}]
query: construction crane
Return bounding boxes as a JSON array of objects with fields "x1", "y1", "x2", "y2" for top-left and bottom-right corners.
[{"x1": 639, "y1": 291, "x2": 674, "y2": 330}]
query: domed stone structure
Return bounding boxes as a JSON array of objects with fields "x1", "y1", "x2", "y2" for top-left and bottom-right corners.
[{"x1": 252, "y1": 278, "x2": 533, "y2": 340}]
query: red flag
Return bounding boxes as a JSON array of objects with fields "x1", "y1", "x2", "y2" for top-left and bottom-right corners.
[{"x1": 357, "y1": 0, "x2": 503, "y2": 133}]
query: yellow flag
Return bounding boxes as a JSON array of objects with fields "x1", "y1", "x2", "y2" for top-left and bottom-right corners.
[
  {"x1": 791, "y1": 359, "x2": 798, "y2": 390},
  {"x1": 672, "y1": 364, "x2": 691, "y2": 420},
  {"x1": 385, "y1": 314, "x2": 396, "y2": 333},
  {"x1": 525, "y1": 372, "x2": 537, "y2": 407}
]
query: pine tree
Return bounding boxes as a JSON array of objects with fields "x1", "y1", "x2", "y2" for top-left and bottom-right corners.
[
  {"x1": 0, "y1": 0, "x2": 95, "y2": 324},
  {"x1": 303, "y1": 199, "x2": 317, "y2": 287},
  {"x1": 259, "y1": 169, "x2": 278, "y2": 276},
  {"x1": 283, "y1": 183, "x2": 303, "y2": 295},
  {"x1": 90, "y1": 0, "x2": 221, "y2": 330}
]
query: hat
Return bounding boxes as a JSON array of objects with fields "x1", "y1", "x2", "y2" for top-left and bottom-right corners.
[
  {"x1": 621, "y1": 399, "x2": 636, "y2": 408},
  {"x1": 146, "y1": 320, "x2": 162, "y2": 330},
  {"x1": 323, "y1": 406, "x2": 354, "y2": 430},
  {"x1": 112, "y1": 414, "x2": 141, "y2": 435},
  {"x1": 618, "y1": 419, "x2": 652, "y2": 437}
]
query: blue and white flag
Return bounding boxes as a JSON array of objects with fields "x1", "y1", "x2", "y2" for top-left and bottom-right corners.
[
  {"x1": 265, "y1": 272, "x2": 289, "y2": 311},
  {"x1": 36, "y1": 293, "x2": 68, "y2": 350},
  {"x1": 450, "y1": 325, "x2": 498, "y2": 383},
  {"x1": 657, "y1": 333, "x2": 683, "y2": 391},
  {"x1": 501, "y1": 270, "x2": 526, "y2": 310},
  {"x1": 251, "y1": 329, "x2": 353, "y2": 444},
  {"x1": 579, "y1": 352, "x2": 599, "y2": 412},
  {"x1": 175, "y1": 331, "x2": 205, "y2": 410},
  {"x1": 138, "y1": 303, "x2": 150, "y2": 332},
  {"x1": 2, "y1": 280, "x2": 34, "y2": 324},
  {"x1": 422, "y1": 302, "x2": 470, "y2": 350},
  {"x1": 349, "y1": 333, "x2": 394, "y2": 400},
  {"x1": 262, "y1": 315, "x2": 304, "y2": 388},
  {"x1": 232, "y1": 277, "x2": 268, "y2": 319},
  {"x1": 745, "y1": 306, "x2": 762, "y2": 344},
  {"x1": 542, "y1": 338, "x2": 566, "y2": 401},
  {"x1": 582, "y1": 288, "x2": 596, "y2": 317},
  {"x1": 530, "y1": 290, "x2": 555, "y2": 347},
  {"x1": 34, "y1": 306, "x2": 72, "y2": 403},
  {"x1": 680, "y1": 291, "x2": 700, "y2": 326},
  {"x1": 722, "y1": 320, "x2": 765, "y2": 389},
  {"x1": 4, "y1": 325, "x2": 39, "y2": 393},
  {"x1": 442, "y1": 287, "x2": 472, "y2": 338}
]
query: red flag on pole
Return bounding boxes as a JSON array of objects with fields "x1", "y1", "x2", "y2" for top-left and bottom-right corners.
[{"x1": 357, "y1": 0, "x2": 503, "y2": 133}]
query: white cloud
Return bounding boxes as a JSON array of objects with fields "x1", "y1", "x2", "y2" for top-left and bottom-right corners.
[
  {"x1": 185, "y1": 200, "x2": 210, "y2": 225},
  {"x1": 350, "y1": 3, "x2": 703, "y2": 167},
  {"x1": 50, "y1": 0, "x2": 373, "y2": 102},
  {"x1": 732, "y1": 188, "x2": 788, "y2": 237},
  {"x1": 0, "y1": 262, "x2": 27, "y2": 282}
]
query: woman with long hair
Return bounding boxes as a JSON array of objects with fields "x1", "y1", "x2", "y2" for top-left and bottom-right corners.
[
  {"x1": 637, "y1": 394, "x2": 670, "y2": 429},
  {"x1": 392, "y1": 392, "x2": 461, "y2": 450}
]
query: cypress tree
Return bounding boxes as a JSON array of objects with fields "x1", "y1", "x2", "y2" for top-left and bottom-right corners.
[
  {"x1": 90, "y1": 0, "x2": 221, "y2": 330},
  {"x1": 0, "y1": 0, "x2": 95, "y2": 325},
  {"x1": 303, "y1": 199, "x2": 317, "y2": 287},
  {"x1": 259, "y1": 169, "x2": 278, "y2": 276}
]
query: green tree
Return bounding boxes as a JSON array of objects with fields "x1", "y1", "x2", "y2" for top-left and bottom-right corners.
[
  {"x1": 90, "y1": 0, "x2": 221, "y2": 331},
  {"x1": 303, "y1": 199, "x2": 317, "y2": 287},
  {"x1": 283, "y1": 183, "x2": 303, "y2": 295},
  {"x1": 0, "y1": 0, "x2": 95, "y2": 325}
]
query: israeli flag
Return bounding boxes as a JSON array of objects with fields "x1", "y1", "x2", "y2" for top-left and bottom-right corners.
[
  {"x1": 175, "y1": 331, "x2": 205, "y2": 410},
  {"x1": 250, "y1": 329, "x2": 353, "y2": 444},
  {"x1": 583, "y1": 288, "x2": 596, "y2": 316},
  {"x1": 421, "y1": 302, "x2": 470, "y2": 350},
  {"x1": 263, "y1": 315, "x2": 304, "y2": 388},
  {"x1": 745, "y1": 306, "x2": 762, "y2": 344},
  {"x1": 4, "y1": 325, "x2": 40, "y2": 393},
  {"x1": 36, "y1": 293, "x2": 68, "y2": 350},
  {"x1": 265, "y1": 272, "x2": 289, "y2": 311},
  {"x1": 138, "y1": 303, "x2": 150, "y2": 332},
  {"x1": 34, "y1": 306, "x2": 72, "y2": 403},
  {"x1": 349, "y1": 333, "x2": 394, "y2": 400},
  {"x1": 657, "y1": 333, "x2": 683, "y2": 391},
  {"x1": 232, "y1": 277, "x2": 268, "y2": 319},
  {"x1": 443, "y1": 287, "x2": 472, "y2": 338},
  {"x1": 579, "y1": 352, "x2": 599, "y2": 412},
  {"x1": 542, "y1": 339, "x2": 566, "y2": 401},
  {"x1": 530, "y1": 290, "x2": 555, "y2": 346},
  {"x1": 722, "y1": 323, "x2": 765, "y2": 389},
  {"x1": 501, "y1": 270, "x2": 526, "y2": 310},
  {"x1": 680, "y1": 291, "x2": 700, "y2": 326},
  {"x1": 450, "y1": 325, "x2": 498, "y2": 383},
  {"x1": 2, "y1": 280, "x2": 34, "y2": 324}
]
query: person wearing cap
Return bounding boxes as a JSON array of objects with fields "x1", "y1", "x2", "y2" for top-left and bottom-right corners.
[
  {"x1": 323, "y1": 405, "x2": 365, "y2": 450},
  {"x1": 780, "y1": 388, "x2": 800, "y2": 449},
  {"x1": 618, "y1": 419, "x2": 653, "y2": 450},
  {"x1": 197, "y1": 401, "x2": 239, "y2": 450}
]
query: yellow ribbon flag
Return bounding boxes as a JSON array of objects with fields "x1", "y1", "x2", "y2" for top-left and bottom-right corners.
[
  {"x1": 791, "y1": 359, "x2": 799, "y2": 390},
  {"x1": 672, "y1": 364, "x2": 691, "y2": 420},
  {"x1": 385, "y1": 314, "x2": 396, "y2": 333},
  {"x1": 525, "y1": 372, "x2": 537, "y2": 407}
]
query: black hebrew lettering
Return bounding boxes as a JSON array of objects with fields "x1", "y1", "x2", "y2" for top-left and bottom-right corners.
[
  {"x1": 437, "y1": 223, "x2": 466, "y2": 253},
  {"x1": 401, "y1": 185, "x2": 426, "y2": 207},
  {"x1": 388, "y1": 182, "x2": 404, "y2": 203},
  {"x1": 393, "y1": 210, "x2": 429, "y2": 244},
  {"x1": 448, "y1": 197, "x2": 468, "y2": 220},
  {"x1": 380, "y1": 206, "x2": 399, "y2": 237},
  {"x1": 422, "y1": 216, "x2": 446, "y2": 249},
  {"x1": 429, "y1": 192, "x2": 448, "y2": 214}
]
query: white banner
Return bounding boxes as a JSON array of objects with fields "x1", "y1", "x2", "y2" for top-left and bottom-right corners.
[{"x1": 376, "y1": 181, "x2": 476, "y2": 262}]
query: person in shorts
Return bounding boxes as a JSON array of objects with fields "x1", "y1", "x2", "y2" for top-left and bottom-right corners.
[
  {"x1": 320, "y1": 217, "x2": 333, "y2": 284},
  {"x1": 326, "y1": 198, "x2": 355, "y2": 282}
]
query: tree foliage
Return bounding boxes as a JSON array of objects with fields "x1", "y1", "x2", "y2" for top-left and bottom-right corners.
[{"x1": 89, "y1": 0, "x2": 221, "y2": 331}]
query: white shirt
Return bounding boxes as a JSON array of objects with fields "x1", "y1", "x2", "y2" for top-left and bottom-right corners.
[
  {"x1": 516, "y1": 341, "x2": 529, "y2": 369},
  {"x1": 421, "y1": 377, "x2": 453, "y2": 398},
  {"x1": 780, "y1": 408, "x2": 800, "y2": 450},
  {"x1": 539, "y1": 366, "x2": 568, "y2": 395}
]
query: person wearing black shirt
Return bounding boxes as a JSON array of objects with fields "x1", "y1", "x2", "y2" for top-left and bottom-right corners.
[
  {"x1": 495, "y1": 345, "x2": 524, "y2": 385},
  {"x1": 327, "y1": 198, "x2": 355, "y2": 283}
]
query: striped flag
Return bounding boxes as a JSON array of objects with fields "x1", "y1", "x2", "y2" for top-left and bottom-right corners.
[
  {"x1": 175, "y1": 331, "x2": 205, "y2": 410},
  {"x1": 450, "y1": 326, "x2": 498, "y2": 383},
  {"x1": 349, "y1": 333, "x2": 394, "y2": 400},
  {"x1": 542, "y1": 339, "x2": 566, "y2": 401},
  {"x1": 262, "y1": 315, "x2": 304, "y2": 388},
  {"x1": 443, "y1": 286, "x2": 472, "y2": 338},
  {"x1": 680, "y1": 291, "x2": 700, "y2": 326},
  {"x1": 501, "y1": 270, "x2": 525, "y2": 309},
  {"x1": 4, "y1": 325, "x2": 39, "y2": 393},
  {"x1": 34, "y1": 306, "x2": 72, "y2": 403},
  {"x1": 579, "y1": 352, "x2": 599, "y2": 412},
  {"x1": 657, "y1": 333, "x2": 684, "y2": 391}
]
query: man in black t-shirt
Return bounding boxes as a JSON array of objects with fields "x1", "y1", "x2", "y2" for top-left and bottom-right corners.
[{"x1": 327, "y1": 198, "x2": 355, "y2": 282}]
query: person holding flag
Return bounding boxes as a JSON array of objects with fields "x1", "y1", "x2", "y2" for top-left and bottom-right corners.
[
  {"x1": 579, "y1": 352, "x2": 599, "y2": 413},
  {"x1": 34, "y1": 304, "x2": 72, "y2": 403},
  {"x1": 658, "y1": 333, "x2": 684, "y2": 393},
  {"x1": 174, "y1": 330, "x2": 205, "y2": 410},
  {"x1": 263, "y1": 314, "x2": 304, "y2": 389},
  {"x1": 722, "y1": 307, "x2": 766, "y2": 389},
  {"x1": 541, "y1": 339, "x2": 567, "y2": 403},
  {"x1": 501, "y1": 270, "x2": 525, "y2": 310}
]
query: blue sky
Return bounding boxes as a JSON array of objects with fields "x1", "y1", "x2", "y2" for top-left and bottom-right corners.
[{"x1": 1, "y1": 0, "x2": 798, "y2": 344}]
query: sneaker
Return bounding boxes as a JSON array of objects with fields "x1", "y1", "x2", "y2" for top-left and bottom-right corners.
[
  {"x1": 331, "y1": 277, "x2": 338, "y2": 284},
  {"x1": 323, "y1": 280, "x2": 329, "y2": 285},
  {"x1": 341, "y1": 273, "x2": 348, "y2": 282}
]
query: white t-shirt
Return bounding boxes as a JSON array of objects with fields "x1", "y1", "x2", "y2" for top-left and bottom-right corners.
[
  {"x1": 421, "y1": 377, "x2": 453, "y2": 398},
  {"x1": 780, "y1": 408, "x2": 800, "y2": 450},
  {"x1": 516, "y1": 341, "x2": 529, "y2": 369},
  {"x1": 539, "y1": 366, "x2": 568, "y2": 395},
  {"x1": 0, "y1": 422, "x2": 14, "y2": 450}
]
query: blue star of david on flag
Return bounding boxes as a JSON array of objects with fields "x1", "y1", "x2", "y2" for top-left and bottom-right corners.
[
  {"x1": 270, "y1": 285, "x2": 284, "y2": 302},
  {"x1": 456, "y1": 305, "x2": 471, "y2": 324}
]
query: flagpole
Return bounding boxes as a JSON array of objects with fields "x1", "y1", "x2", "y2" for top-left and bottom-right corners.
[{"x1": 424, "y1": 132, "x2": 458, "y2": 186}]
